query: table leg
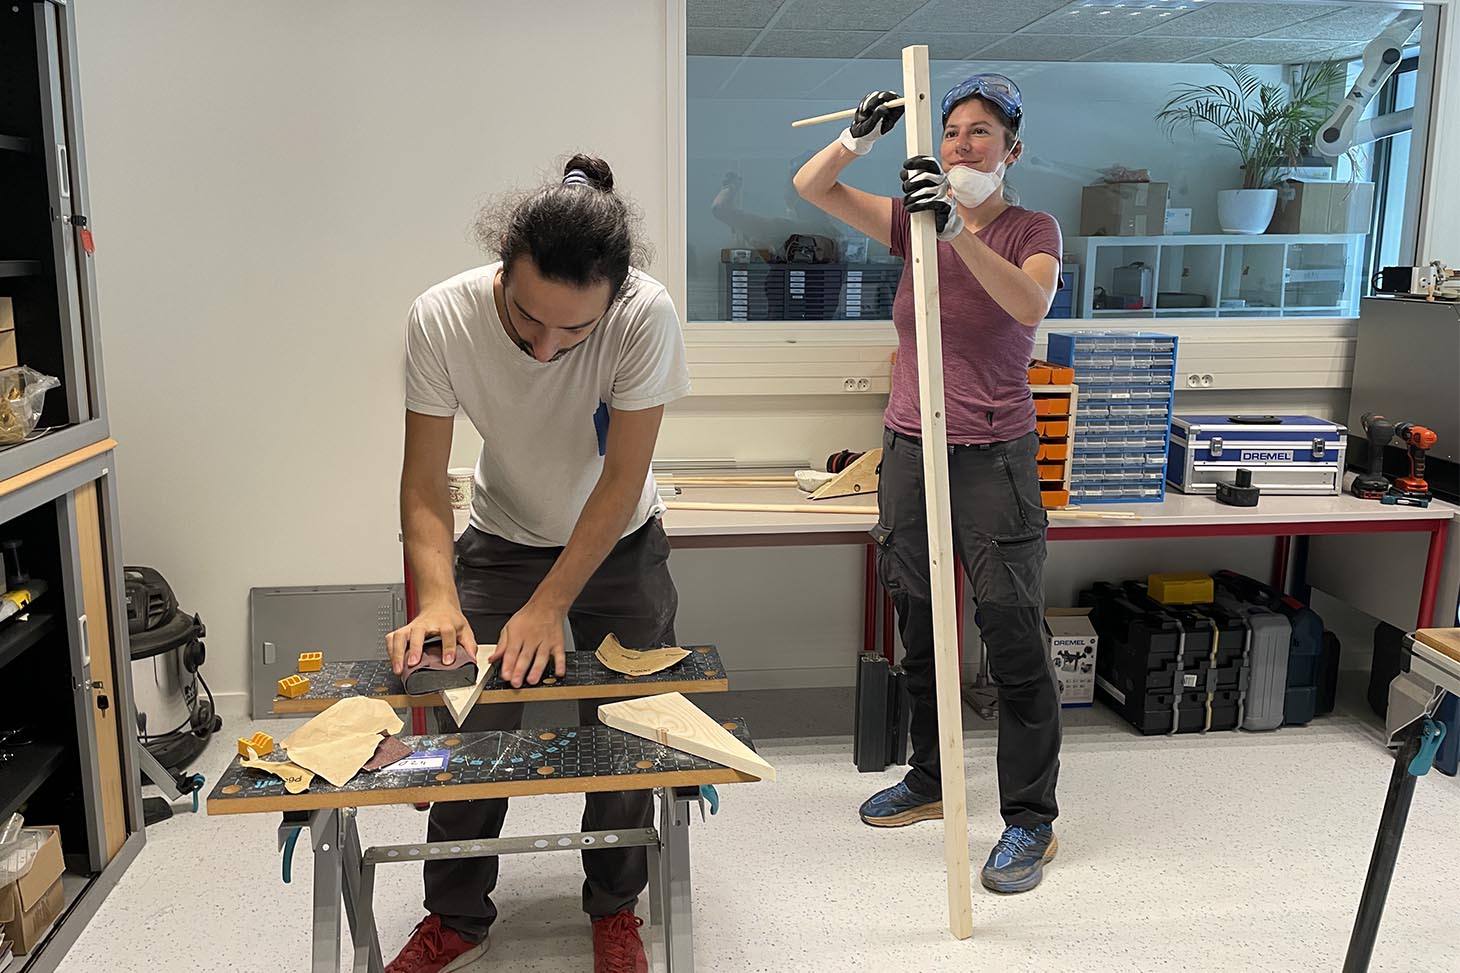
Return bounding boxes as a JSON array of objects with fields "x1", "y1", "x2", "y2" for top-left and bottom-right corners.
[
  {"x1": 339, "y1": 810, "x2": 385, "y2": 973},
  {"x1": 1343, "y1": 721, "x2": 1427, "y2": 973},
  {"x1": 1271, "y1": 535, "x2": 1292, "y2": 593},
  {"x1": 656, "y1": 789, "x2": 695, "y2": 973},
  {"x1": 1417, "y1": 519, "x2": 1449, "y2": 629},
  {"x1": 863, "y1": 543, "x2": 876, "y2": 656},
  {"x1": 310, "y1": 809, "x2": 345, "y2": 973},
  {"x1": 1291, "y1": 535, "x2": 1312, "y2": 605}
]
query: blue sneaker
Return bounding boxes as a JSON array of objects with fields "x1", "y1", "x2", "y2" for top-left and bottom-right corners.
[
  {"x1": 858, "y1": 781, "x2": 942, "y2": 828},
  {"x1": 980, "y1": 824, "x2": 1057, "y2": 893}
]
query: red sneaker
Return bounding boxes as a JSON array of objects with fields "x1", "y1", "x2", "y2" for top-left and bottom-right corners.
[
  {"x1": 385, "y1": 915, "x2": 488, "y2": 973},
  {"x1": 591, "y1": 911, "x2": 649, "y2": 973}
]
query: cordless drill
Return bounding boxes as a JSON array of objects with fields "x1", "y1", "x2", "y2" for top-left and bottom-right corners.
[
  {"x1": 1393, "y1": 421, "x2": 1438, "y2": 500},
  {"x1": 1352, "y1": 412, "x2": 1439, "y2": 501}
]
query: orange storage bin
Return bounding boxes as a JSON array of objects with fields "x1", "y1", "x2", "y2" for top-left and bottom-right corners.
[
  {"x1": 1040, "y1": 420, "x2": 1069, "y2": 438},
  {"x1": 1040, "y1": 489, "x2": 1070, "y2": 508},
  {"x1": 1038, "y1": 462, "x2": 1065, "y2": 480},
  {"x1": 1027, "y1": 365, "x2": 1052, "y2": 385},
  {"x1": 1038, "y1": 442, "x2": 1069, "y2": 462},
  {"x1": 1048, "y1": 364, "x2": 1075, "y2": 385},
  {"x1": 1035, "y1": 396, "x2": 1070, "y2": 416}
]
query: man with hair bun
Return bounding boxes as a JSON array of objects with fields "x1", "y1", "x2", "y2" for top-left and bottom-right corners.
[{"x1": 384, "y1": 154, "x2": 690, "y2": 973}]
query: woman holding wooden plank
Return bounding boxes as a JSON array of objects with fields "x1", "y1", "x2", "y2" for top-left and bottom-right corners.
[{"x1": 794, "y1": 75, "x2": 1064, "y2": 894}]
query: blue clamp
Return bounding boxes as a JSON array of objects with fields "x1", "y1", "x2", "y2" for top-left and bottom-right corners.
[
  {"x1": 699, "y1": 784, "x2": 720, "y2": 816},
  {"x1": 188, "y1": 774, "x2": 205, "y2": 813},
  {"x1": 281, "y1": 827, "x2": 302, "y2": 884},
  {"x1": 1408, "y1": 718, "x2": 1447, "y2": 777}
]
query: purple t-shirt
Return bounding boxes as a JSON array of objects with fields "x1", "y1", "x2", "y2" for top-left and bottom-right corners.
[{"x1": 886, "y1": 199, "x2": 1062, "y2": 444}]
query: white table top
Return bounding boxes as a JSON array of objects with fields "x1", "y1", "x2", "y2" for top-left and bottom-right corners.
[{"x1": 658, "y1": 484, "x2": 1455, "y2": 541}]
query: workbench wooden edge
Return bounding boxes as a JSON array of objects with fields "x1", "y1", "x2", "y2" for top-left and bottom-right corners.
[
  {"x1": 206, "y1": 766, "x2": 758, "y2": 815},
  {"x1": 271, "y1": 676, "x2": 732, "y2": 714}
]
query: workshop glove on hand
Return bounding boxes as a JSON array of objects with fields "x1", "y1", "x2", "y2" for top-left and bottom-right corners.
[
  {"x1": 901, "y1": 155, "x2": 965, "y2": 242},
  {"x1": 840, "y1": 90, "x2": 904, "y2": 156}
]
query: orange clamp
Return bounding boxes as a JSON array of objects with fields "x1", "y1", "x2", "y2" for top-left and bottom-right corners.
[
  {"x1": 238, "y1": 731, "x2": 275, "y2": 757},
  {"x1": 277, "y1": 674, "x2": 310, "y2": 699},
  {"x1": 298, "y1": 651, "x2": 323, "y2": 672}
]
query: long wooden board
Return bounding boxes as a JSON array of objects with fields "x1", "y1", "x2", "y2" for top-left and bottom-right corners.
[
  {"x1": 903, "y1": 43, "x2": 973, "y2": 940},
  {"x1": 599, "y1": 692, "x2": 775, "y2": 782},
  {"x1": 1414, "y1": 628, "x2": 1460, "y2": 665}
]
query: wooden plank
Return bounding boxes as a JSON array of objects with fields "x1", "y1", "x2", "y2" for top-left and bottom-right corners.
[
  {"x1": 902, "y1": 43, "x2": 973, "y2": 941},
  {"x1": 75, "y1": 482, "x2": 127, "y2": 861},
  {"x1": 0, "y1": 438, "x2": 115, "y2": 499},
  {"x1": 599, "y1": 693, "x2": 775, "y2": 781},
  {"x1": 809, "y1": 447, "x2": 881, "y2": 501},
  {"x1": 272, "y1": 675, "x2": 733, "y2": 714},
  {"x1": 1415, "y1": 628, "x2": 1460, "y2": 665},
  {"x1": 665, "y1": 500, "x2": 880, "y2": 515}
]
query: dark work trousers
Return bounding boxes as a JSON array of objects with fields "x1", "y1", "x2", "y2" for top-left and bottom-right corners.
[
  {"x1": 871, "y1": 427, "x2": 1061, "y2": 827},
  {"x1": 424, "y1": 518, "x2": 678, "y2": 942}
]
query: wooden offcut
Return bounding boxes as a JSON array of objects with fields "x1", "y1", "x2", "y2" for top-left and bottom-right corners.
[
  {"x1": 1415, "y1": 628, "x2": 1460, "y2": 665},
  {"x1": 809, "y1": 448, "x2": 881, "y2": 501},
  {"x1": 599, "y1": 692, "x2": 775, "y2": 782},
  {"x1": 902, "y1": 43, "x2": 974, "y2": 940}
]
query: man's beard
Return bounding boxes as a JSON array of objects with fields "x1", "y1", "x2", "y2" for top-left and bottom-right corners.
[{"x1": 515, "y1": 338, "x2": 578, "y2": 363}]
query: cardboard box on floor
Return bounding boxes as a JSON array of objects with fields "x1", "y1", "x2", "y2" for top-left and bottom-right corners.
[
  {"x1": 1046, "y1": 609, "x2": 1099, "y2": 707},
  {"x1": 1270, "y1": 179, "x2": 1375, "y2": 234},
  {"x1": 1080, "y1": 182, "x2": 1169, "y2": 237},
  {"x1": 0, "y1": 826, "x2": 64, "y2": 955}
]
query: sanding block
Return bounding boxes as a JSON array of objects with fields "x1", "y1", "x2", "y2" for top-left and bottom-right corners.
[{"x1": 402, "y1": 637, "x2": 480, "y2": 695}]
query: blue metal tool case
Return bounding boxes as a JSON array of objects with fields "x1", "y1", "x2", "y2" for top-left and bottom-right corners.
[{"x1": 1168, "y1": 414, "x2": 1346, "y2": 495}]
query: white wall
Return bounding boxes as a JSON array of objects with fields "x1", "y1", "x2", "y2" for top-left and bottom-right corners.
[
  {"x1": 687, "y1": 56, "x2": 1280, "y2": 320},
  {"x1": 76, "y1": 0, "x2": 671, "y2": 709}
]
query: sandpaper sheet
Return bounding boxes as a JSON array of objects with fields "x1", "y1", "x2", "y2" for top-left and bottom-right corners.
[
  {"x1": 282, "y1": 696, "x2": 404, "y2": 787},
  {"x1": 240, "y1": 752, "x2": 314, "y2": 793},
  {"x1": 595, "y1": 634, "x2": 689, "y2": 677},
  {"x1": 362, "y1": 733, "x2": 414, "y2": 772}
]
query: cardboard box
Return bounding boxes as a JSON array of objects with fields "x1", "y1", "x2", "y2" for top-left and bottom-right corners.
[
  {"x1": 1269, "y1": 179, "x2": 1375, "y2": 234},
  {"x1": 0, "y1": 827, "x2": 63, "y2": 954},
  {"x1": 0, "y1": 297, "x2": 13, "y2": 332},
  {"x1": 1164, "y1": 207, "x2": 1192, "y2": 235},
  {"x1": 1046, "y1": 608, "x2": 1099, "y2": 707},
  {"x1": 1080, "y1": 182, "x2": 1169, "y2": 237}
]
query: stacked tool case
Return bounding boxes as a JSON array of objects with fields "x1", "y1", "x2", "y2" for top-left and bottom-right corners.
[
  {"x1": 1080, "y1": 582, "x2": 1248, "y2": 734},
  {"x1": 1047, "y1": 332, "x2": 1178, "y2": 503},
  {"x1": 1212, "y1": 570, "x2": 1328, "y2": 725}
]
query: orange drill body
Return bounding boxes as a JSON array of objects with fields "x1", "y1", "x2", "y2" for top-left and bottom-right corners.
[{"x1": 1393, "y1": 422, "x2": 1438, "y2": 497}]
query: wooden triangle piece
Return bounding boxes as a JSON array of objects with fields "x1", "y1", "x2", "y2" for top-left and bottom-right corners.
[
  {"x1": 598, "y1": 692, "x2": 775, "y2": 782},
  {"x1": 441, "y1": 647, "x2": 497, "y2": 727},
  {"x1": 809, "y1": 448, "x2": 881, "y2": 501}
]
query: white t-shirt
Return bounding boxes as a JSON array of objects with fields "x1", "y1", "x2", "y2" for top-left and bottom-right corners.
[{"x1": 404, "y1": 262, "x2": 690, "y2": 547}]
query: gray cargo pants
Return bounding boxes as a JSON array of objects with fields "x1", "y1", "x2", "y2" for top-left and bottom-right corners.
[
  {"x1": 424, "y1": 518, "x2": 678, "y2": 942},
  {"x1": 872, "y1": 427, "x2": 1061, "y2": 827}
]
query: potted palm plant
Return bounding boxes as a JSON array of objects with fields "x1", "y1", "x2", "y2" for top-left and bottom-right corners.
[{"x1": 1157, "y1": 61, "x2": 1347, "y2": 234}]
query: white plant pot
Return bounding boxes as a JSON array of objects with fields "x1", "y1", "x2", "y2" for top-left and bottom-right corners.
[{"x1": 1217, "y1": 188, "x2": 1278, "y2": 235}]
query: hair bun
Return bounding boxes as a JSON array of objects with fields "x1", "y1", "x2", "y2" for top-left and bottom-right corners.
[{"x1": 563, "y1": 154, "x2": 615, "y2": 192}]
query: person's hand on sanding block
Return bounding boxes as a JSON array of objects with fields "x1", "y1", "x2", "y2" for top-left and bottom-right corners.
[
  {"x1": 386, "y1": 602, "x2": 479, "y2": 675},
  {"x1": 489, "y1": 599, "x2": 568, "y2": 689}
]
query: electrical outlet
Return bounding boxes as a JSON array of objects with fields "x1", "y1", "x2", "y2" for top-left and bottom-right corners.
[
  {"x1": 1186, "y1": 373, "x2": 1200, "y2": 388},
  {"x1": 844, "y1": 378, "x2": 856, "y2": 391},
  {"x1": 855, "y1": 377, "x2": 870, "y2": 391}
]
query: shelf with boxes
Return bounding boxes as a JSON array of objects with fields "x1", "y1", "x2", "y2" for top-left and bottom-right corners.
[
  {"x1": 719, "y1": 256, "x2": 903, "y2": 322},
  {"x1": 1047, "y1": 332, "x2": 1178, "y2": 504},
  {"x1": 1027, "y1": 360, "x2": 1078, "y2": 509},
  {"x1": 1069, "y1": 233, "x2": 1366, "y2": 320}
]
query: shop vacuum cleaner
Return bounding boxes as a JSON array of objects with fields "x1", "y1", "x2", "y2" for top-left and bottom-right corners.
[{"x1": 126, "y1": 566, "x2": 222, "y2": 824}]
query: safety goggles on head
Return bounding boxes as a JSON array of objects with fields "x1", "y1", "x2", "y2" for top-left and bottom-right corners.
[{"x1": 941, "y1": 73, "x2": 1022, "y2": 131}]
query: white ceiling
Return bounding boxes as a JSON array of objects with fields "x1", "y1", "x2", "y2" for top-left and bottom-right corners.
[{"x1": 686, "y1": 0, "x2": 1413, "y2": 64}]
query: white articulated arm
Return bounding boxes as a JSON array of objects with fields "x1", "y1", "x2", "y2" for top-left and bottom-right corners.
[{"x1": 1315, "y1": 10, "x2": 1422, "y2": 159}]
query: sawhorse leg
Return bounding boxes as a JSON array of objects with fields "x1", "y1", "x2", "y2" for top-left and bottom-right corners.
[
  {"x1": 648, "y1": 787, "x2": 697, "y2": 972},
  {"x1": 310, "y1": 809, "x2": 345, "y2": 973},
  {"x1": 1343, "y1": 716, "x2": 1440, "y2": 971}
]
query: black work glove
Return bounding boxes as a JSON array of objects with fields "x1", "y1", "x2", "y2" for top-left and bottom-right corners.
[
  {"x1": 840, "y1": 90, "x2": 904, "y2": 156},
  {"x1": 901, "y1": 155, "x2": 964, "y2": 242}
]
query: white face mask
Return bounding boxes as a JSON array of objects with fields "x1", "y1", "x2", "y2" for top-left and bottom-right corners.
[{"x1": 946, "y1": 146, "x2": 1015, "y2": 207}]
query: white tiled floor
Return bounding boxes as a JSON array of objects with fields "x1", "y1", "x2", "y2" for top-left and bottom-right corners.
[{"x1": 54, "y1": 700, "x2": 1460, "y2": 973}]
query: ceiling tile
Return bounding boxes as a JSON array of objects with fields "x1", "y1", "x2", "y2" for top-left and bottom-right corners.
[
  {"x1": 1145, "y1": 2, "x2": 1328, "y2": 38},
  {"x1": 1023, "y1": 5, "x2": 1192, "y2": 36},
  {"x1": 1259, "y1": 4, "x2": 1407, "y2": 40},
  {"x1": 973, "y1": 33, "x2": 1116, "y2": 61},
  {"x1": 860, "y1": 30, "x2": 1000, "y2": 60},
  {"x1": 687, "y1": 0, "x2": 787, "y2": 29},
  {"x1": 1198, "y1": 36, "x2": 1353, "y2": 64},
  {"x1": 898, "y1": 0, "x2": 1070, "y2": 34},
  {"x1": 751, "y1": 28, "x2": 888, "y2": 58},
  {"x1": 1076, "y1": 36, "x2": 1229, "y2": 63},
  {"x1": 687, "y1": 27, "x2": 762, "y2": 56},
  {"x1": 1323, "y1": 41, "x2": 1370, "y2": 62},
  {"x1": 776, "y1": 0, "x2": 933, "y2": 31}
]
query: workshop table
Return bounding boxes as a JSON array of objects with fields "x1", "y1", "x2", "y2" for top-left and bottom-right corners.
[
  {"x1": 1344, "y1": 628, "x2": 1460, "y2": 972},
  {"x1": 208, "y1": 722, "x2": 761, "y2": 973}
]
